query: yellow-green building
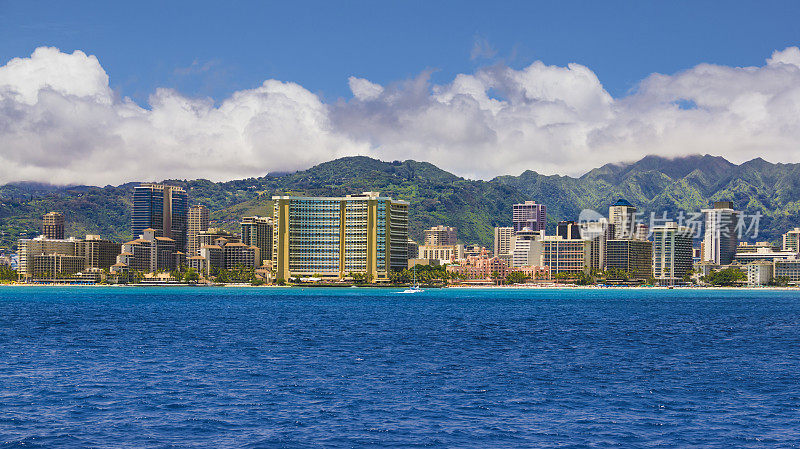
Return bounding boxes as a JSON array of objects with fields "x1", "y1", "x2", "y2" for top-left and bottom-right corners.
[{"x1": 272, "y1": 192, "x2": 409, "y2": 281}]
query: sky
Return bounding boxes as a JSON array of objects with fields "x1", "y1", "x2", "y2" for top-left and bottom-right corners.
[{"x1": 0, "y1": 0, "x2": 799, "y2": 185}]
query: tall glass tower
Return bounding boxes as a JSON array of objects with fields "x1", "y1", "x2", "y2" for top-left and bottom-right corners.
[{"x1": 132, "y1": 184, "x2": 189, "y2": 252}]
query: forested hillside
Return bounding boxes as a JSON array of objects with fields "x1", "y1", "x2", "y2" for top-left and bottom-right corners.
[{"x1": 2, "y1": 155, "x2": 799, "y2": 250}]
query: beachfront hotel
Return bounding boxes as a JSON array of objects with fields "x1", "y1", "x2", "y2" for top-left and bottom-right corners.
[
  {"x1": 272, "y1": 192, "x2": 409, "y2": 281},
  {"x1": 702, "y1": 201, "x2": 740, "y2": 265},
  {"x1": 652, "y1": 222, "x2": 693, "y2": 285}
]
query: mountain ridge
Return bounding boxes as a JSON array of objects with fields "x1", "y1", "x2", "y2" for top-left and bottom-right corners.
[{"x1": 2, "y1": 154, "x2": 799, "y2": 251}]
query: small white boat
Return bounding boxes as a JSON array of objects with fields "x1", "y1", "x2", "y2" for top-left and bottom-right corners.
[{"x1": 398, "y1": 266, "x2": 424, "y2": 293}]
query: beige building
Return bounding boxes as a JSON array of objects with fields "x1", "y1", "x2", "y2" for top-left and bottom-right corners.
[
  {"x1": 17, "y1": 236, "x2": 81, "y2": 279},
  {"x1": 196, "y1": 229, "x2": 240, "y2": 250},
  {"x1": 747, "y1": 261, "x2": 774, "y2": 286},
  {"x1": 272, "y1": 192, "x2": 408, "y2": 281},
  {"x1": 187, "y1": 205, "x2": 210, "y2": 256},
  {"x1": 17, "y1": 234, "x2": 119, "y2": 281},
  {"x1": 702, "y1": 201, "x2": 739, "y2": 265},
  {"x1": 493, "y1": 226, "x2": 514, "y2": 260},
  {"x1": 783, "y1": 228, "x2": 800, "y2": 252},
  {"x1": 81, "y1": 235, "x2": 122, "y2": 270},
  {"x1": 424, "y1": 226, "x2": 457, "y2": 246},
  {"x1": 652, "y1": 222, "x2": 693, "y2": 285},
  {"x1": 609, "y1": 199, "x2": 637, "y2": 239},
  {"x1": 42, "y1": 211, "x2": 65, "y2": 240},
  {"x1": 541, "y1": 236, "x2": 591, "y2": 275},
  {"x1": 418, "y1": 244, "x2": 464, "y2": 263}
]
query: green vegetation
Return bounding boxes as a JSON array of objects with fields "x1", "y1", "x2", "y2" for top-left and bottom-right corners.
[
  {"x1": 505, "y1": 271, "x2": 529, "y2": 285},
  {"x1": 702, "y1": 267, "x2": 747, "y2": 286},
  {"x1": 211, "y1": 266, "x2": 256, "y2": 283},
  {"x1": 389, "y1": 265, "x2": 450, "y2": 284},
  {"x1": 769, "y1": 276, "x2": 790, "y2": 287},
  {"x1": 2, "y1": 154, "x2": 800, "y2": 251},
  {"x1": 0, "y1": 266, "x2": 17, "y2": 282}
]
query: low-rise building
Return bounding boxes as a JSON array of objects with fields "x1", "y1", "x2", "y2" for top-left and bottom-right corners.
[
  {"x1": 747, "y1": 261, "x2": 774, "y2": 286},
  {"x1": 447, "y1": 256, "x2": 509, "y2": 282},
  {"x1": 734, "y1": 246, "x2": 798, "y2": 264},
  {"x1": 418, "y1": 244, "x2": 463, "y2": 263},
  {"x1": 774, "y1": 259, "x2": 800, "y2": 283}
]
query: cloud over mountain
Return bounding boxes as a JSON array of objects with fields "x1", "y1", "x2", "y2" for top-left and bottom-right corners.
[{"x1": 1, "y1": 46, "x2": 799, "y2": 185}]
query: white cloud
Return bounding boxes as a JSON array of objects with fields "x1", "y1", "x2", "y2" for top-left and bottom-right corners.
[{"x1": 1, "y1": 46, "x2": 800, "y2": 185}]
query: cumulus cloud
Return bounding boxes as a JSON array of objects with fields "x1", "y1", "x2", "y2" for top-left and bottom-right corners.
[{"x1": 1, "y1": 46, "x2": 800, "y2": 185}]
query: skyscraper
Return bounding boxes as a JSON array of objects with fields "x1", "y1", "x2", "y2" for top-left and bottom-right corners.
[
  {"x1": 609, "y1": 199, "x2": 637, "y2": 239},
  {"x1": 652, "y1": 222, "x2": 693, "y2": 285},
  {"x1": 513, "y1": 201, "x2": 547, "y2": 232},
  {"x1": 702, "y1": 201, "x2": 739, "y2": 265},
  {"x1": 187, "y1": 205, "x2": 210, "y2": 256},
  {"x1": 272, "y1": 192, "x2": 408, "y2": 281},
  {"x1": 606, "y1": 239, "x2": 653, "y2": 280},
  {"x1": 241, "y1": 216, "x2": 273, "y2": 264},
  {"x1": 579, "y1": 221, "x2": 612, "y2": 271},
  {"x1": 42, "y1": 212, "x2": 65, "y2": 240},
  {"x1": 132, "y1": 183, "x2": 188, "y2": 252}
]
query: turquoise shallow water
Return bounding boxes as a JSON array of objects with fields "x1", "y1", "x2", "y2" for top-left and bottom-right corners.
[{"x1": 1, "y1": 286, "x2": 799, "y2": 447}]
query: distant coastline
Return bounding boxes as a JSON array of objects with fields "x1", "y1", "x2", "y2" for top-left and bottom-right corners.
[{"x1": 2, "y1": 283, "x2": 799, "y2": 291}]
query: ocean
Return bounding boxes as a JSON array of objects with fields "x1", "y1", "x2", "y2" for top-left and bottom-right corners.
[{"x1": 1, "y1": 286, "x2": 799, "y2": 447}]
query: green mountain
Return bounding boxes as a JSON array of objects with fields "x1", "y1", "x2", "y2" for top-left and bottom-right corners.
[{"x1": 2, "y1": 154, "x2": 799, "y2": 251}]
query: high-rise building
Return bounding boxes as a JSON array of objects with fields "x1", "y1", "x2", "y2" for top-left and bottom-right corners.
[
  {"x1": 541, "y1": 236, "x2": 590, "y2": 275},
  {"x1": 241, "y1": 216, "x2": 273, "y2": 265},
  {"x1": 81, "y1": 235, "x2": 122, "y2": 270},
  {"x1": 513, "y1": 201, "x2": 547, "y2": 232},
  {"x1": 609, "y1": 199, "x2": 637, "y2": 239},
  {"x1": 187, "y1": 205, "x2": 210, "y2": 256},
  {"x1": 132, "y1": 183, "x2": 188, "y2": 252},
  {"x1": 42, "y1": 212, "x2": 65, "y2": 240},
  {"x1": 556, "y1": 221, "x2": 581, "y2": 240},
  {"x1": 17, "y1": 236, "x2": 81, "y2": 279},
  {"x1": 493, "y1": 226, "x2": 514, "y2": 259},
  {"x1": 652, "y1": 222, "x2": 693, "y2": 285},
  {"x1": 783, "y1": 228, "x2": 800, "y2": 252},
  {"x1": 17, "y1": 234, "x2": 120, "y2": 280},
  {"x1": 272, "y1": 192, "x2": 408, "y2": 281},
  {"x1": 606, "y1": 239, "x2": 653, "y2": 280},
  {"x1": 407, "y1": 239, "x2": 419, "y2": 259},
  {"x1": 702, "y1": 201, "x2": 740, "y2": 265},
  {"x1": 424, "y1": 226, "x2": 457, "y2": 246},
  {"x1": 510, "y1": 228, "x2": 545, "y2": 268},
  {"x1": 579, "y1": 221, "x2": 612, "y2": 271}
]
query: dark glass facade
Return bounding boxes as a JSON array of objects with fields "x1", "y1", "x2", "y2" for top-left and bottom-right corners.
[{"x1": 132, "y1": 184, "x2": 188, "y2": 252}]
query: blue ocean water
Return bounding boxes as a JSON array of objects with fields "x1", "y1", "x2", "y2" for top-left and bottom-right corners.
[{"x1": 1, "y1": 287, "x2": 799, "y2": 448}]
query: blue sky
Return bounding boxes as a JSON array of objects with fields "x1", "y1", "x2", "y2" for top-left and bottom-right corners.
[
  {"x1": 2, "y1": 0, "x2": 798, "y2": 104},
  {"x1": 1, "y1": 1, "x2": 800, "y2": 184}
]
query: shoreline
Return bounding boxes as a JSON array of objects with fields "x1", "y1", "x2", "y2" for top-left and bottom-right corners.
[{"x1": 1, "y1": 282, "x2": 799, "y2": 291}]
